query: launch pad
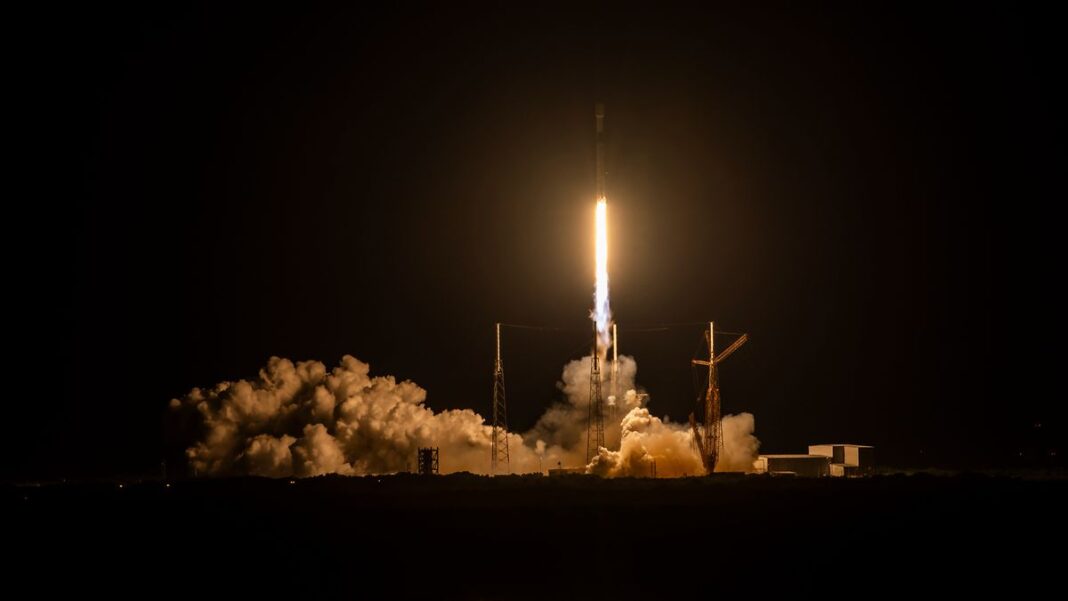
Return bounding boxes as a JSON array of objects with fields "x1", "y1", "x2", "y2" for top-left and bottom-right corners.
[{"x1": 488, "y1": 103, "x2": 750, "y2": 476}]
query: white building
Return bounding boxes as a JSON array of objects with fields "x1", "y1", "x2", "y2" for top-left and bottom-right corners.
[
  {"x1": 808, "y1": 444, "x2": 875, "y2": 477},
  {"x1": 753, "y1": 444, "x2": 875, "y2": 477},
  {"x1": 753, "y1": 454, "x2": 830, "y2": 477}
]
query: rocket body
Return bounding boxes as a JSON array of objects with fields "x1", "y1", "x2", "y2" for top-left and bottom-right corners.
[{"x1": 595, "y1": 102, "x2": 606, "y2": 201}]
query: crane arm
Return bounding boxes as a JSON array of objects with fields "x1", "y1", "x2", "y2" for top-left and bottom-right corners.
[
  {"x1": 713, "y1": 333, "x2": 748, "y2": 365},
  {"x1": 692, "y1": 333, "x2": 749, "y2": 367}
]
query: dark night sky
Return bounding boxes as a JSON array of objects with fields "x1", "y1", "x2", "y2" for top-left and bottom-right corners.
[{"x1": 8, "y1": 3, "x2": 1063, "y2": 479}]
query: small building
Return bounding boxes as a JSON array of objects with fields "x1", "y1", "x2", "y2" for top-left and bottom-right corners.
[
  {"x1": 808, "y1": 444, "x2": 875, "y2": 477},
  {"x1": 753, "y1": 454, "x2": 830, "y2": 477}
]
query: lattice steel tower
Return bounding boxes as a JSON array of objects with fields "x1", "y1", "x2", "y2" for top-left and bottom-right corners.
[
  {"x1": 586, "y1": 321, "x2": 605, "y2": 463},
  {"x1": 690, "y1": 322, "x2": 749, "y2": 474},
  {"x1": 491, "y1": 323, "x2": 509, "y2": 474},
  {"x1": 690, "y1": 322, "x2": 723, "y2": 473}
]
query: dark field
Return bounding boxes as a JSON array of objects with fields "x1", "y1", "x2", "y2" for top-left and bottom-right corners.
[{"x1": 6, "y1": 473, "x2": 1065, "y2": 598}]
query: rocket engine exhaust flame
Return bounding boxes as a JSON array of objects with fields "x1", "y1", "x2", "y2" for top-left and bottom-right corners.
[{"x1": 593, "y1": 198, "x2": 611, "y2": 350}]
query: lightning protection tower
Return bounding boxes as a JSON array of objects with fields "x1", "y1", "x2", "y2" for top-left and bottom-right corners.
[{"x1": 491, "y1": 323, "x2": 509, "y2": 474}]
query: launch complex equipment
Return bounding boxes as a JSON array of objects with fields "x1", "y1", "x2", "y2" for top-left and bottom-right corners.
[
  {"x1": 586, "y1": 321, "x2": 605, "y2": 463},
  {"x1": 586, "y1": 102, "x2": 609, "y2": 464},
  {"x1": 490, "y1": 104, "x2": 751, "y2": 476},
  {"x1": 417, "y1": 447, "x2": 439, "y2": 475},
  {"x1": 491, "y1": 323, "x2": 509, "y2": 474},
  {"x1": 690, "y1": 322, "x2": 748, "y2": 473}
]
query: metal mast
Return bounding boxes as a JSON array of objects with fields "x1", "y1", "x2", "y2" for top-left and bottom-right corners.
[
  {"x1": 690, "y1": 322, "x2": 722, "y2": 473},
  {"x1": 491, "y1": 323, "x2": 509, "y2": 474},
  {"x1": 586, "y1": 321, "x2": 605, "y2": 463},
  {"x1": 611, "y1": 323, "x2": 619, "y2": 418},
  {"x1": 689, "y1": 323, "x2": 750, "y2": 474}
]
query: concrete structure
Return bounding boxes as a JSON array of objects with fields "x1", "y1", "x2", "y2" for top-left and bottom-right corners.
[
  {"x1": 754, "y1": 454, "x2": 830, "y2": 477},
  {"x1": 809, "y1": 444, "x2": 875, "y2": 476}
]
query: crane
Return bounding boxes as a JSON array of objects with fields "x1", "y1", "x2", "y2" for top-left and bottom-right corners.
[{"x1": 689, "y1": 324, "x2": 748, "y2": 474}]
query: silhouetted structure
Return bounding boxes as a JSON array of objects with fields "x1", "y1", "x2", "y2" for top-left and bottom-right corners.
[
  {"x1": 491, "y1": 323, "x2": 509, "y2": 474},
  {"x1": 610, "y1": 323, "x2": 619, "y2": 421},
  {"x1": 586, "y1": 321, "x2": 605, "y2": 463},
  {"x1": 754, "y1": 444, "x2": 875, "y2": 477},
  {"x1": 809, "y1": 444, "x2": 876, "y2": 476},
  {"x1": 417, "y1": 447, "x2": 439, "y2": 475},
  {"x1": 754, "y1": 454, "x2": 831, "y2": 477},
  {"x1": 690, "y1": 323, "x2": 748, "y2": 473}
]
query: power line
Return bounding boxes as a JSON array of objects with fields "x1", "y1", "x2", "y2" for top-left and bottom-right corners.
[{"x1": 497, "y1": 321, "x2": 747, "y2": 337}]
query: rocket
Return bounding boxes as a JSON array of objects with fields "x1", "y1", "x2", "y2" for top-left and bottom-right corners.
[
  {"x1": 596, "y1": 103, "x2": 620, "y2": 409},
  {"x1": 595, "y1": 102, "x2": 606, "y2": 201}
]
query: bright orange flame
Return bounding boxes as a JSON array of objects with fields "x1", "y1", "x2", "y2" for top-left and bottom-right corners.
[{"x1": 594, "y1": 198, "x2": 611, "y2": 348}]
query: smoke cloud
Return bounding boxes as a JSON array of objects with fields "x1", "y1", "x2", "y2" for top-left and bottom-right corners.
[{"x1": 170, "y1": 354, "x2": 759, "y2": 478}]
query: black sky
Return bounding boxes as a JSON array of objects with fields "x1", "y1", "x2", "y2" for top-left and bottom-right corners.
[{"x1": 9, "y1": 2, "x2": 1063, "y2": 479}]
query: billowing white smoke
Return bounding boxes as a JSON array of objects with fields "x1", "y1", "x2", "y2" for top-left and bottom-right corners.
[
  {"x1": 171, "y1": 356, "x2": 540, "y2": 477},
  {"x1": 170, "y1": 354, "x2": 759, "y2": 478},
  {"x1": 521, "y1": 355, "x2": 641, "y2": 471},
  {"x1": 587, "y1": 410, "x2": 759, "y2": 477},
  {"x1": 511, "y1": 354, "x2": 758, "y2": 476}
]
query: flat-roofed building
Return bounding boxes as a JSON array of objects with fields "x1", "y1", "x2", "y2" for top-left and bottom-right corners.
[
  {"x1": 809, "y1": 444, "x2": 875, "y2": 476},
  {"x1": 753, "y1": 454, "x2": 830, "y2": 477}
]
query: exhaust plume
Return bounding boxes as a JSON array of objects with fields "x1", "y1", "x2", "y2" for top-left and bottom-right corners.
[
  {"x1": 170, "y1": 354, "x2": 759, "y2": 478},
  {"x1": 593, "y1": 198, "x2": 612, "y2": 349}
]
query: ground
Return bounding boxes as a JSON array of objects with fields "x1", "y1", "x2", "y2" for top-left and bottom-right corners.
[{"x1": 5, "y1": 472, "x2": 1064, "y2": 598}]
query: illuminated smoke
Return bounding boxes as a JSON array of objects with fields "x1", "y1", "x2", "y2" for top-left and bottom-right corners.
[
  {"x1": 588, "y1": 410, "x2": 759, "y2": 477},
  {"x1": 170, "y1": 353, "x2": 760, "y2": 478},
  {"x1": 718, "y1": 411, "x2": 762, "y2": 472},
  {"x1": 592, "y1": 198, "x2": 612, "y2": 350},
  {"x1": 522, "y1": 354, "x2": 640, "y2": 470},
  {"x1": 170, "y1": 355, "x2": 540, "y2": 477}
]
